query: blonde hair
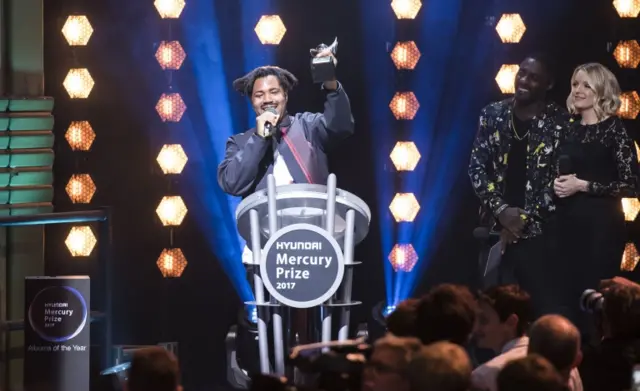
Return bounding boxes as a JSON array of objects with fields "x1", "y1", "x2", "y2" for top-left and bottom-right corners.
[{"x1": 566, "y1": 62, "x2": 621, "y2": 120}]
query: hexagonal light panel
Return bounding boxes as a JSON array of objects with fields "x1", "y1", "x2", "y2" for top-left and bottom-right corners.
[
  {"x1": 614, "y1": 40, "x2": 640, "y2": 68},
  {"x1": 388, "y1": 243, "x2": 418, "y2": 272},
  {"x1": 390, "y1": 141, "x2": 421, "y2": 171},
  {"x1": 495, "y1": 64, "x2": 519, "y2": 94},
  {"x1": 622, "y1": 198, "x2": 640, "y2": 221},
  {"x1": 495, "y1": 13, "x2": 526, "y2": 43},
  {"x1": 156, "y1": 93, "x2": 187, "y2": 122},
  {"x1": 65, "y1": 226, "x2": 97, "y2": 257},
  {"x1": 621, "y1": 242, "x2": 640, "y2": 271},
  {"x1": 157, "y1": 144, "x2": 188, "y2": 174},
  {"x1": 157, "y1": 248, "x2": 188, "y2": 278},
  {"x1": 154, "y1": 0, "x2": 186, "y2": 19},
  {"x1": 613, "y1": 0, "x2": 640, "y2": 18},
  {"x1": 391, "y1": 0, "x2": 422, "y2": 19},
  {"x1": 66, "y1": 174, "x2": 97, "y2": 204},
  {"x1": 391, "y1": 41, "x2": 421, "y2": 70},
  {"x1": 155, "y1": 41, "x2": 187, "y2": 70},
  {"x1": 254, "y1": 15, "x2": 287, "y2": 45},
  {"x1": 389, "y1": 92, "x2": 420, "y2": 120},
  {"x1": 156, "y1": 195, "x2": 188, "y2": 226},
  {"x1": 618, "y1": 91, "x2": 640, "y2": 119},
  {"x1": 389, "y1": 193, "x2": 420, "y2": 222},
  {"x1": 61, "y1": 15, "x2": 93, "y2": 46},
  {"x1": 63, "y1": 68, "x2": 94, "y2": 99},
  {"x1": 65, "y1": 121, "x2": 96, "y2": 151}
]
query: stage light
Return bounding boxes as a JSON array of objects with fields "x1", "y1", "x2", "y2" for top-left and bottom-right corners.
[
  {"x1": 618, "y1": 91, "x2": 640, "y2": 119},
  {"x1": 61, "y1": 15, "x2": 93, "y2": 46},
  {"x1": 65, "y1": 121, "x2": 95, "y2": 151},
  {"x1": 622, "y1": 198, "x2": 640, "y2": 221},
  {"x1": 65, "y1": 226, "x2": 97, "y2": 257},
  {"x1": 156, "y1": 41, "x2": 187, "y2": 70},
  {"x1": 390, "y1": 141, "x2": 421, "y2": 171},
  {"x1": 388, "y1": 243, "x2": 418, "y2": 272},
  {"x1": 157, "y1": 248, "x2": 188, "y2": 278},
  {"x1": 389, "y1": 92, "x2": 420, "y2": 120},
  {"x1": 156, "y1": 196, "x2": 188, "y2": 226},
  {"x1": 254, "y1": 15, "x2": 287, "y2": 45},
  {"x1": 613, "y1": 40, "x2": 640, "y2": 68},
  {"x1": 389, "y1": 193, "x2": 420, "y2": 222},
  {"x1": 613, "y1": 0, "x2": 640, "y2": 18},
  {"x1": 621, "y1": 242, "x2": 640, "y2": 271},
  {"x1": 156, "y1": 93, "x2": 187, "y2": 122},
  {"x1": 154, "y1": 0, "x2": 186, "y2": 19},
  {"x1": 65, "y1": 174, "x2": 97, "y2": 204},
  {"x1": 157, "y1": 144, "x2": 188, "y2": 174},
  {"x1": 390, "y1": 41, "x2": 421, "y2": 70},
  {"x1": 495, "y1": 64, "x2": 519, "y2": 94},
  {"x1": 495, "y1": 14, "x2": 526, "y2": 43},
  {"x1": 63, "y1": 68, "x2": 94, "y2": 99},
  {"x1": 391, "y1": 0, "x2": 422, "y2": 19}
]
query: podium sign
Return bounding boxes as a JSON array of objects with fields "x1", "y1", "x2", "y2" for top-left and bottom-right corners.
[
  {"x1": 24, "y1": 276, "x2": 90, "y2": 391},
  {"x1": 261, "y1": 224, "x2": 344, "y2": 308}
]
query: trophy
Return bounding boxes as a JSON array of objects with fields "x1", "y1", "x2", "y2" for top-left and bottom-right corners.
[{"x1": 310, "y1": 37, "x2": 338, "y2": 83}]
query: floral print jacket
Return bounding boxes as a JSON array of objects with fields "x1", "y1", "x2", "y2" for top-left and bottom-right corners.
[{"x1": 468, "y1": 98, "x2": 572, "y2": 237}]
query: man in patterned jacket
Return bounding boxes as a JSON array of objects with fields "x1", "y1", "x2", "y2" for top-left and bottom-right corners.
[{"x1": 469, "y1": 54, "x2": 571, "y2": 316}]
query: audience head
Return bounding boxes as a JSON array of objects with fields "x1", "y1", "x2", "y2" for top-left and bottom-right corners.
[
  {"x1": 514, "y1": 53, "x2": 556, "y2": 105},
  {"x1": 386, "y1": 298, "x2": 419, "y2": 337},
  {"x1": 528, "y1": 315, "x2": 582, "y2": 380},
  {"x1": 497, "y1": 354, "x2": 569, "y2": 391},
  {"x1": 126, "y1": 347, "x2": 181, "y2": 391},
  {"x1": 362, "y1": 334, "x2": 423, "y2": 391},
  {"x1": 416, "y1": 284, "x2": 478, "y2": 346},
  {"x1": 602, "y1": 283, "x2": 640, "y2": 339},
  {"x1": 475, "y1": 284, "x2": 532, "y2": 353},
  {"x1": 409, "y1": 342, "x2": 472, "y2": 391},
  {"x1": 567, "y1": 62, "x2": 621, "y2": 120}
]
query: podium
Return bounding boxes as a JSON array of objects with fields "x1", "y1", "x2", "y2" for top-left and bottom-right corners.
[{"x1": 235, "y1": 174, "x2": 371, "y2": 375}]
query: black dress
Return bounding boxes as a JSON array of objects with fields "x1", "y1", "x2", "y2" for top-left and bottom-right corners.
[{"x1": 554, "y1": 116, "x2": 639, "y2": 331}]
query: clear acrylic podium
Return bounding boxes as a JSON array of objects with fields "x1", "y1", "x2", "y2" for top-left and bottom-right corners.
[{"x1": 235, "y1": 174, "x2": 371, "y2": 376}]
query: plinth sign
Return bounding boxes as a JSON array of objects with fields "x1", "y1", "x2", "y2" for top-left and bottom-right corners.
[{"x1": 261, "y1": 223, "x2": 345, "y2": 308}]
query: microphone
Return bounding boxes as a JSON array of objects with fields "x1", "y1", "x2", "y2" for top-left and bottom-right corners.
[
  {"x1": 473, "y1": 227, "x2": 491, "y2": 241},
  {"x1": 558, "y1": 155, "x2": 572, "y2": 176},
  {"x1": 264, "y1": 107, "x2": 278, "y2": 135}
]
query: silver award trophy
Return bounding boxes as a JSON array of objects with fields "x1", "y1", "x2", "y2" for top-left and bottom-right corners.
[{"x1": 310, "y1": 37, "x2": 338, "y2": 83}]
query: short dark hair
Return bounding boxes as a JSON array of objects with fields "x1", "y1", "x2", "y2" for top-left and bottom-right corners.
[
  {"x1": 127, "y1": 347, "x2": 180, "y2": 391},
  {"x1": 386, "y1": 298, "x2": 419, "y2": 337},
  {"x1": 523, "y1": 52, "x2": 556, "y2": 83},
  {"x1": 478, "y1": 284, "x2": 532, "y2": 336},
  {"x1": 232, "y1": 66, "x2": 299, "y2": 96},
  {"x1": 497, "y1": 354, "x2": 568, "y2": 391},
  {"x1": 528, "y1": 315, "x2": 580, "y2": 373},
  {"x1": 604, "y1": 284, "x2": 640, "y2": 338},
  {"x1": 416, "y1": 284, "x2": 478, "y2": 346}
]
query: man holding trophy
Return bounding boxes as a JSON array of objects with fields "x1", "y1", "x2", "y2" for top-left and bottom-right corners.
[{"x1": 217, "y1": 38, "x2": 355, "y2": 197}]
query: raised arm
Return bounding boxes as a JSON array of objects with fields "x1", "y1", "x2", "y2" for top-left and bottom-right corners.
[
  {"x1": 217, "y1": 132, "x2": 270, "y2": 196},
  {"x1": 303, "y1": 82, "x2": 355, "y2": 150},
  {"x1": 586, "y1": 118, "x2": 639, "y2": 197},
  {"x1": 468, "y1": 109, "x2": 508, "y2": 216}
]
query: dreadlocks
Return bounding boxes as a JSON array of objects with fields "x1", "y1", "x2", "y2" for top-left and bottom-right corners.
[{"x1": 232, "y1": 66, "x2": 299, "y2": 97}]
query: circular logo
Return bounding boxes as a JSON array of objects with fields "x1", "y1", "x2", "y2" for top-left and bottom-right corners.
[
  {"x1": 28, "y1": 286, "x2": 88, "y2": 343},
  {"x1": 261, "y1": 224, "x2": 344, "y2": 308}
]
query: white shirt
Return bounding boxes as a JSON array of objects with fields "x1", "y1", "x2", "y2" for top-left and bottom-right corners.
[
  {"x1": 471, "y1": 336, "x2": 583, "y2": 391},
  {"x1": 241, "y1": 150, "x2": 293, "y2": 264}
]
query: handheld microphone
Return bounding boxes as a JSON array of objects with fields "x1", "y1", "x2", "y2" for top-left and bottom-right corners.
[
  {"x1": 558, "y1": 155, "x2": 572, "y2": 176},
  {"x1": 264, "y1": 107, "x2": 278, "y2": 135}
]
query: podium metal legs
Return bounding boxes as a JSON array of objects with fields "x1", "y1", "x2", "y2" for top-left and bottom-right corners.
[
  {"x1": 250, "y1": 209, "x2": 271, "y2": 374},
  {"x1": 339, "y1": 209, "x2": 356, "y2": 341}
]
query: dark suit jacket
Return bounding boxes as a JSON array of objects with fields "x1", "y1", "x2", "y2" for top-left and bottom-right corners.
[{"x1": 217, "y1": 83, "x2": 354, "y2": 197}]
